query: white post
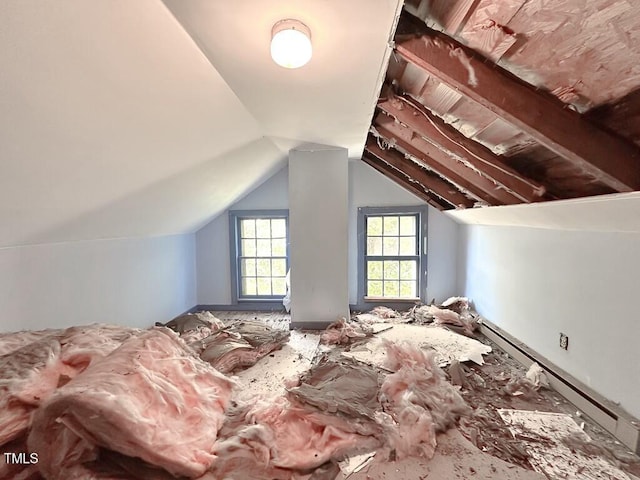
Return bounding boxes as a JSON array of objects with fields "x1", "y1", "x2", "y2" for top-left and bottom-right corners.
[{"x1": 288, "y1": 145, "x2": 350, "y2": 328}]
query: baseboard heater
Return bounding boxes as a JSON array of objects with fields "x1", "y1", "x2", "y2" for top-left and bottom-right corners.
[{"x1": 479, "y1": 319, "x2": 640, "y2": 455}]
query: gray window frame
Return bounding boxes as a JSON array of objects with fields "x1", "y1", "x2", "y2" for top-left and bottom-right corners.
[
  {"x1": 229, "y1": 209, "x2": 289, "y2": 304},
  {"x1": 357, "y1": 205, "x2": 428, "y2": 305}
]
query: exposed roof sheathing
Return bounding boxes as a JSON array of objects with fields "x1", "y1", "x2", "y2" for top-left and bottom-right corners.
[{"x1": 366, "y1": 1, "x2": 640, "y2": 210}]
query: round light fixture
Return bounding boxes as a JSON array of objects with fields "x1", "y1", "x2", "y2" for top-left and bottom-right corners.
[{"x1": 270, "y1": 19, "x2": 312, "y2": 69}]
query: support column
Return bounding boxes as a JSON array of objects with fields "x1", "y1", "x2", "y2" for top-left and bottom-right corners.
[{"x1": 288, "y1": 144, "x2": 349, "y2": 328}]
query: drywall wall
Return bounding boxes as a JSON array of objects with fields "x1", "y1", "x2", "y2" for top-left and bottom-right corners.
[
  {"x1": 196, "y1": 161, "x2": 460, "y2": 306},
  {"x1": 458, "y1": 224, "x2": 640, "y2": 419},
  {"x1": 0, "y1": 234, "x2": 196, "y2": 332},
  {"x1": 196, "y1": 166, "x2": 288, "y2": 305},
  {"x1": 289, "y1": 145, "x2": 349, "y2": 327}
]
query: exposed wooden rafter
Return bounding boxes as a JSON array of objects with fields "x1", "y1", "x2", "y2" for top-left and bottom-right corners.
[
  {"x1": 394, "y1": 15, "x2": 640, "y2": 192},
  {"x1": 588, "y1": 88, "x2": 640, "y2": 148},
  {"x1": 373, "y1": 114, "x2": 521, "y2": 205},
  {"x1": 378, "y1": 90, "x2": 548, "y2": 203},
  {"x1": 362, "y1": 152, "x2": 450, "y2": 210},
  {"x1": 365, "y1": 135, "x2": 475, "y2": 209}
]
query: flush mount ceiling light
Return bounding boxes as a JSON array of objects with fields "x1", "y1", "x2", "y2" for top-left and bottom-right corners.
[{"x1": 270, "y1": 19, "x2": 312, "y2": 69}]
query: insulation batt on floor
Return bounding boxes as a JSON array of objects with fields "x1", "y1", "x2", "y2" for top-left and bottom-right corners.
[{"x1": 1, "y1": 303, "x2": 639, "y2": 479}]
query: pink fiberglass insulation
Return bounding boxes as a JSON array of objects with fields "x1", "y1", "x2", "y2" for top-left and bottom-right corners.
[
  {"x1": 369, "y1": 306, "x2": 400, "y2": 319},
  {"x1": 0, "y1": 338, "x2": 64, "y2": 447},
  {"x1": 0, "y1": 325, "x2": 136, "y2": 451},
  {"x1": 193, "y1": 320, "x2": 290, "y2": 374},
  {"x1": 0, "y1": 329, "x2": 63, "y2": 356},
  {"x1": 413, "y1": 304, "x2": 478, "y2": 336},
  {"x1": 0, "y1": 436, "x2": 40, "y2": 480},
  {"x1": 28, "y1": 328, "x2": 235, "y2": 479},
  {"x1": 287, "y1": 358, "x2": 381, "y2": 421},
  {"x1": 195, "y1": 331, "x2": 257, "y2": 373},
  {"x1": 58, "y1": 324, "x2": 139, "y2": 375},
  {"x1": 211, "y1": 359, "x2": 386, "y2": 477},
  {"x1": 379, "y1": 341, "x2": 470, "y2": 459},
  {"x1": 320, "y1": 318, "x2": 372, "y2": 345},
  {"x1": 225, "y1": 319, "x2": 289, "y2": 351},
  {"x1": 213, "y1": 396, "x2": 380, "y2": 475},
  {"x1": 158, "y1": 311, "x2": 225, "y2": 335}
]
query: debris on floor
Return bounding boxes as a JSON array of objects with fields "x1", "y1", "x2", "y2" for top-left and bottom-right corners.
[
  {"x1": 234, "y1": 330, "x2": 321, "y2": 400},
  {"x1": 498, "y1": 409, "x2": 633, "y2": 480},
  {"x1": 342, "y1": 324, "x2": 492, "y2": 367},
  {"x1": 338, "y1": 451, "x2": 376, "y2": 477},
  {"x1": 30, "y1": 328, "x2": 234, "y2": 479},
  {"x1": 1, "y1": 300, "x2": 639, "y2": 480},
  {"x1": 347, "y1": 428, "x2": 547, "y2": 480},
  {"x1": 320, "y1": 317, "x2": 373, "y2": 345},
  {"x1": 159, "y1": 314, "x2": 291, "y2": 374},
  {"x1": 504, "y1": 362, "x2": 549, "y2": 397}
]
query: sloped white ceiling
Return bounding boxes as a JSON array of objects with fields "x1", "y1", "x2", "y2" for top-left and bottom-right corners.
[{"x1": 0, "y1": 0, "x2": 402, "y2": 247}]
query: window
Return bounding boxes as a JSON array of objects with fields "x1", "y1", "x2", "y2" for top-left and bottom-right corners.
[
  {"x1": 358, "y1": 206, "x2": 427, "y2": 303},
  {"x1": 229, "y1": 210, "x2": 288, "y2": 302}
]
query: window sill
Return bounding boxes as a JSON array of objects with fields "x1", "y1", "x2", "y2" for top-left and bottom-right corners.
[
  {"x1": 237, "y1": 298, "x2": 284, "y2": 303},
  {"x1": 364, "y1": 296, "x2": 420, "y2": 303}
]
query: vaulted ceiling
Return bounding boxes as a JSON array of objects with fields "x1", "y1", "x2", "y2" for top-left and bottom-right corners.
[
  {"x1": 365, "y1": 1, "x2": 640, "y2": 211},
  {"x1": 4, "y1": 0, "x2": 640, "y2": 248},
  {"x1": 0, "y1": 0, "x2": 402, "y2": 247}
]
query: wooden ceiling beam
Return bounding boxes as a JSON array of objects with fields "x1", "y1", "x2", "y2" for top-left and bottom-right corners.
[
  {"x1": 373, "y1": 114, "x2": 522, "y2": 205},
  {"x1": 395, "y1": 22, "x2": 640, "y2": 192},
  {"x1": 365, "y1": 135, "x2": 475, "y2": 208},
  {"x1": 362, "y1": 153, "x2": 450, "y2": 210},
  {"x1": 379, "y1": 91, "x2": 548, "y2": 203}
]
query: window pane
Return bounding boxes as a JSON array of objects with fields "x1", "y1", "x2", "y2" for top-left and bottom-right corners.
[
  {"x1": 383, "y1": 237, "x2": 399, "y2": 256},
  {"x1": 256, "y1": 239, "x2": 271, "y2": 256},
  {"x1": 235, "y1": 213, "x2": 289, "y2": 299},
  {"x1": 272, "y1": 238, "x2": 286, "y2": 256},
  {"x1": 241, "y1": 239, "x2": 256, "y2": 256},
  {"x1": 272, "y1": 259, "x2": 287, "y2": 277},
  {"x1": 272, "y1": 219, "x2": 286, "y2": 238},
  {"x1": 241, "y1": 258, "x2": 256, "y2": 277},
  {"x1": 367, "y1": 217, "x2": 382, "y2": 236},
  {"x1": 367, "y1": 237, "x2": 382, "y2": 255},
  {"x1": 399, "y1": 216, "x2": 416, "y2": 236},
  {"x1": 400, "y1": 281, "x2": 417, "y2": 298},
  {"x1": 367, "y1": 261, "x2": 383, "y2": 280},
  {"x1": 256, "y1": 258, "x2": 271, "y2": 276},
  {"x1": 257, "y1": 278, "x2": 272, "y2": 295},
  {"x1": 384, "y1": 281, "x2": 399, "y2": 297},
  {"x1": 383, "y1": 260, "x2": 399, "y2": 280},
  {"x1": 241, "y1": 219, "x2": 256, "y2": 238},
  {"x1": 400, "y1": 261, "x2": 417, "y2": 280},
  {"x1": 367, "y1": 281, "x2": 382, "y2": 297},
  {"x1": 383, "y1": 216, "x2": 399, "y2": 235},
  {"x1": 256, "y1": 219, "x2": 271, "y2": 238},
  {"x1": 242, "y1": 277, "x2": 257, "y2": 296},
  {"x1": 399, "y1": 237, "x2": 416, "y2": 255},
  {"x1": 272, "y1": 278, "x2": 286, "y2": 295}
]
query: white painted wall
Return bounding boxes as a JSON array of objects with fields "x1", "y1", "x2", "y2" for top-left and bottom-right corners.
[
  {"x1": 289, "y1": 146, "x2": 350, "y2": 326},
  {"x1": 196, "y1": 162, "x2": 460, "y2": 307},
  {"x1": 458, "y1": 224, "x2": 640, "y2": 419},
  {"x1": 196, "y1": 167, "x2": 289, "y2": 305},
  {"x1": 0, "y1": 234, "x2": 196, "y2": 332}
]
